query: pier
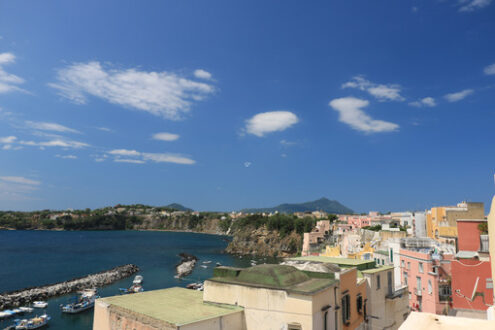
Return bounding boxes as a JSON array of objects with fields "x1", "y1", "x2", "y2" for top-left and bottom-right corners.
[{"x1": 0, "y1": 264, "x2": 139, "y2": 310}]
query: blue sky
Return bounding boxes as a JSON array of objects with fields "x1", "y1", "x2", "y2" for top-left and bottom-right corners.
[{"x1": 0, "y1": 0, "x2": 494, "y2": 212}]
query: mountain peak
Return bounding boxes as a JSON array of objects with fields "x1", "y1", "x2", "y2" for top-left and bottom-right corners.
[{"x1": 241, "y1": 198, "x2": 353, "y2": 214}]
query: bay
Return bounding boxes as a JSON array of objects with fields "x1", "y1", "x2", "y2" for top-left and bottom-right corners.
[{"x1": 0, "y1": 230, "x2": 272, "y2": 330}]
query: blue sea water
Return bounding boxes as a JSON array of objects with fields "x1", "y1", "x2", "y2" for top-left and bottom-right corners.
[{"x1": 0, "y1": 230, "x2": 270, "y2": 330}]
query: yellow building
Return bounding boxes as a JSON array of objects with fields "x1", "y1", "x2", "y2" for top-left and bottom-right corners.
[{"x1": 426, "y1": 201, "x2": 484, "y2": 239}]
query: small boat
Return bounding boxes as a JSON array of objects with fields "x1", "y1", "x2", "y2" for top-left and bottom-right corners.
[
  {"x1": 31, "y1": 302, "x2": 47, "y2": 309},
  {"x1": 13, "y1": 314, "x2": 50, "y2": 329},
  {"x1": 186, "y1": 282, "x2": 203, "y2": 291},
  {"x1": 0, "y1": 310, "x2": 16, "y2": 319},
  {"x1": 18, "y1": 308, "x2": 33, "y2": 314},
  {"x1": 216, "y1": 262, "x2": 222, "y2": 266},
  {"x1": 200, "y1": 265, "x2": 208, "y2": 269},
  {"x1": 132, "y1": 275, "x2": 143, "y2": 285},
  {"x1": 119, "y1": 284, "x2": 143, "y2": 295},
  {"x1": 61, "y1": 289, "x2": 99, "y2": 314},
  {"x1": 202, "y1": 261, "x2": 212, "y2": 264}
]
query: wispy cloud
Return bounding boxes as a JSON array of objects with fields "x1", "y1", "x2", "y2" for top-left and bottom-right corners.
[
  {"x1": 244, "y1": 161, "x2": 252, "y2": 168},
  {"x1": 0, "y1": 176, "x2": 40, "y2": 185},
  {"x1": 108, "y1": 149, "x2": 195, "y2": 165},
  {"x1": 342, "y1": 76, "x2": 404, "y2": 102},
  {"x1": 280, "y1": 139, "x2": 298, "y2": 147},
  {"x1": 458, "y1": 0, "x2": 492, "y2": 12},
  {"x1": 114, "y1": 158, "x2": 145, "y2": 164},
  {"x1": 25, "y1": 121, "x2": 80, "y2": 134},
  {"x1": 484, "y1": 63, "x2": 495, "y2": 75},
  {"x1": 329, "y1": 97, "x2": 399, "y2": 133},
  {"x1": 194, "y1": 69, "x2": 212, "y2": 80},
  {"x1": 152, "y1": 132, "x2": 179, "y2": 141},
  {"x1": 95, "y1": 127, "x2": 114, "y2": 132},
  {"x1": 0, "y1": 136, "x2": 17, "y2": 144},
  {"x1": 49, "y1": 62, "x2": 215, "y2": 120},
  {"x1": 444, "y1": 89, "x2": 474, "y2": 102},
  {"x1": 19, "y1": 138, "x2": 89, "y2": 149},
  {"x1": 0, "y1": 176, "x2": 40, "y2": 200},
  {"x1": 409, "y1": 97, "x2": 436, "y2": 108},
  {"x1": 0, "y1": 52, "x2": 26, "y2": 94},
  {"x1": 56, "y1": 154, "x2": 77, "y2": 159},
  {"x1": 245, "y1": 111, "x2": 299, "y2": 137}
]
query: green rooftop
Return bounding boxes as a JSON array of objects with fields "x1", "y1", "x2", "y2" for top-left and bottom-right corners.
[
  {"x1": 100, "y1": 287, "x2": 243, "y2": 326},
  {"x1": 209, "y1": 264, "x2": 337, "y2": 295},
  {"x1": 290, "y1": 256, "x2": 376, "y2": 270},
  {"x1": 361, "y1": 265, "x2": 394, "y2": 274}
]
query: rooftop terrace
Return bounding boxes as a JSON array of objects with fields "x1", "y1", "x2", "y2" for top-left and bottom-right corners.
[
  {"x1": 99, "y1": 287, "x2": 243, "y2": 326},
  {"x1": 290, "y1": 256, "x2": 376, "y2": 270}
]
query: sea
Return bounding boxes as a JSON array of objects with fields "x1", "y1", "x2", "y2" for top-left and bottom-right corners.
[{"x1": 0, "y1": 230, "x2": 275, "y2": 330}]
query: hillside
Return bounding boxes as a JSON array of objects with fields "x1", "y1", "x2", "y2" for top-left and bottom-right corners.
[
  {"x1": 241, "y1": 197, "x2": 353, "y2": 214},
  {"x1": 166, "y1": 203, "x2": 193, "y2": 212}
]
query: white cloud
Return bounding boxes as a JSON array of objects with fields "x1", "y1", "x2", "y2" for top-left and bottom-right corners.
[
  {"x1": 50, "y1": 61, "x2": 215, "y2": 120},
  {"x1": 95, "y1": 127, "x2": 113, "y2": 132},
  {"x1": 0, "y1": 176, "x2": 40, "y2": 185},
  {"x1": 108, "y1": 148, "x2": 195, "y2": 165},
  {"x1": 25, "y1": 121, "x2": 80, "y2": 134},
  {"x1": 56, "y1": 154, "x2": 77, "y2": 159},
  {"x1": 19, "y1": 138, "x2": 89, "y2": 149},
  {"x1": 0, "y1": 136, "x2": 17, "y2": 144},
  {"x1": 244, "y1": 161, "x2": 252, "y2": 168},
  {"x1": 109, "y1": 149, "x2": 141, "y2": 156},
  {"x1": 280, "y1": 139, "x2": 297, "y2": 147},
  {"x1": 114, "y1": 158, "x2": 145, "y2": 164},
  {"x1": 194, "y1": 69, "x2": 212, "y2": 80},
  {"x1": 152, "y1": 132, "x2": 179, "y2": 141},
  {"x1": 342, "y1": 76, "x2": 404, "y2": 102},
  {"x1": 484, "y1": 63, "x2": 495, "y2": 75},
  {"x1": 444, "y1": 89, "x2": 474, "y2": 102},
  {"x1": 458, "y1": 0, "x2": 492, "y2": 12},
  {"x1": 409, "y1": 97, "x2": 436, "y2": 108},
  {"x1": 245, "y1": 111, "x2": 299, "y2": 137},
  {"x1": 0, "y1": 52, "x2": 25, "y2": 94},
  {"x1": 329, "y1": 97, "x2": 399, "y2": 133}
]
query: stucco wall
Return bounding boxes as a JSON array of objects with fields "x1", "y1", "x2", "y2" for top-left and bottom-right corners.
[{"x1": 451, "y1": 258, "x2": 493, "y2": 311}]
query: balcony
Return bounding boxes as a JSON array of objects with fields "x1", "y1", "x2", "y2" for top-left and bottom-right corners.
[
  {"x1": 414, "y1": 287, "x2": 422, "y2": 296},
  {"x1": 386, "y1": 285, "x2": 409, "y2": 299}
]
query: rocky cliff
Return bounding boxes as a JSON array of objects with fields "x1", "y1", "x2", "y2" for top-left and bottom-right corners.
[
  {"x1": 136, "y1": 216, "x2": 222, "y2": 234},
  {"x1": 225, "y1": 226, "x2": 302, "y2": 257}
]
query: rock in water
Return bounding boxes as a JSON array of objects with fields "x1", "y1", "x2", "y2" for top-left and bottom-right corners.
[{"x1": 175, "y1": 253, "x2": 198, "y2": 278}]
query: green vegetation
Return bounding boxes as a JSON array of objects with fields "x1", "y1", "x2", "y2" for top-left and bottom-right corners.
[
  {"x1": 362, "y1": 225, "x2": 382, "y2": 231},
  {"x1": 232, "y1": 213, "x2": 316, "y2": 237},
  {"x1": 478, "y1": 222, "x2": 488, "y2": 234}
]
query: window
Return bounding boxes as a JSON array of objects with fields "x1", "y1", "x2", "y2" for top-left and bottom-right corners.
[
  {"x1": 419, "y1": 262, "x2": 424, "y2": 273},
  {"x1": 487, "y1": 279, "x2": 493, "y2": 289},
  {"x1": 416, "y1": 277, "x2": 422, "y2": 295},
  {"x1": 401, "y1": 260, "x2": 405, "y2": 268},
  {"x1": 341, "y1": 294, "x2": 351, "y2": 324},
  {"x1": 377, "y1": 275, "x2": 381, "y2": 290},
  {"x1": 404, "y1": 272, "x2": 408, "y2": 285},
  {"x1": 408, "y1": 262, "x2": 411, "y2": 270},
  {"x1": 288, "y1": 323, "x2": 302, "y2": 330},
  {"x1": 428, "y1": 280, "x2": 432, "y2": 294},
  {"x1": 390, "y1": 248, "x2": 394, "y2": 262},
  {"x1": 357, "y1": 295, "x2": 363, "y2": 314}
]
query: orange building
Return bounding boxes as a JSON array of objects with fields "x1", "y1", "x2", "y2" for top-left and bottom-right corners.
[
  {"x1": 336, "y1": 267, "x2": 367, "y2": 330},
  {"x1": 426, "y1": 202, "x2": 484, "y2": 239}
]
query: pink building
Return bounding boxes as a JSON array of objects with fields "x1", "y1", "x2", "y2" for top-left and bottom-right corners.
[
  {"x1": 451, "y1": 219, "x2": 492, "y2": 313},
  {"x1": 338, "y1": 214, "x2": 371, "y2": 229},
  {"x1": 400, "y1": 243, "x2": 453, "y2": 314},
  {"x1": 301, "y1": 220, "x2": 330, "y2": 256}
]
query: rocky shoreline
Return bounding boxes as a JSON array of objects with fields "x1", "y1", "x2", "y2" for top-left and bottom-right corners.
[{"x1": 0, "y1": 264, "x2": 139, "y2": 310}]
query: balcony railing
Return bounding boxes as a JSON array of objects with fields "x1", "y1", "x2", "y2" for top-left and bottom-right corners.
[
  {"x1": 415, "y1": 287, "x2": 422, "y2": 296},
  {"x1": 480, "y1": 235, "x2": 489, "y2": 253}
]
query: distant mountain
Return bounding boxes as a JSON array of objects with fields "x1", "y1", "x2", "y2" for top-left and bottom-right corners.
[
  {"x1": 241, "y1": 197, "x2": 353, "y2": 214},
  {"x1": 166, "y1": 203, "x2": 193, "y2": 212}
]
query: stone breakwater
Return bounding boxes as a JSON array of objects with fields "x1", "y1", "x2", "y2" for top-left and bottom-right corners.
[
  {"x1": 175, "y1": 253, "x2": 197, "y2": 278},
  {"x1": 0, "y1": 264, "x2": 139, "y2": 310}
]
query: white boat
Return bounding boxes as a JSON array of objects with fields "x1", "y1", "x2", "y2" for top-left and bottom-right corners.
[
  {"x1": 200, "y1": 265, "x2": 208, "y2": 269},
  {"x1": 61, "y1": 289, "x2": 99, "y2": 314},
  {"x1": 14, "y1": 314, "x2": 50, "y2": 329},
  {"x1": 132, "y1": 275, "x2": 143, "y2": 285},
  {"x1": 202, "y1": 261, "x2": 212, "y2": 264},
  {"x1": 18, "y1": 308, "x2": 33, "y2": 313},
  {"x1": 31, "y1": 302, "x2": 47, "y2": 309}
]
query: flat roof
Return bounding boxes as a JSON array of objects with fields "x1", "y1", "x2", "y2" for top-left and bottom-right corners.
[
  {"x1": 99, "y1": 287, "x2": 243, "y2": 326},
  {"x1": 400, "y1": 312, "x2": 495, "y2": 330},
  {"x1": 361, "y1": 266, "x2": 394, "y2": 274},
  {"x1": 291, "y1": 256, "x2": 376, "y2": 270},
  {"x1": 209, "y1": 264, "x2": 337, "y2": 295}
]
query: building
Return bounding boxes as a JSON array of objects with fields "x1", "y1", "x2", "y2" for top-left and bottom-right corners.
[
  {"x1": 450, "y1": 218, "x2": 493, "y2": 315},
  {"x1": 399, "y1": 238, "x2": 454, "y2": 314},
  {"x1": 93, "y1": 287, "x2": 244, "y2": 329},
  {"x1": 426, "y1": 201, "x2": 484, "y2": 239},
  {"x1": 413, "y1": 212, "x2": 426, "y2": 238},
  {"x1": 399, "y1": 312, "x2": 495, "y2": 329},
  {"x1": 292, "y1": 256, "x2": 409, "y2": 329},
  {"x1": 302, "y1": 220, "x2": 331, "y2": 256}
]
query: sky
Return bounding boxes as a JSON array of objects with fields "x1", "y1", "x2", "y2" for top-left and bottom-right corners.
[{"x1": 0, "y1": 0, "x2": 494, "y2": 213}]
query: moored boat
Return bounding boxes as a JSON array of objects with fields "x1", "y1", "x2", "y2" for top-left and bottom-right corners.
[
  {"x1": 132, "y1": 275, "x2": 143, "y2": 285},
  {"x1": 119, "y1": 283, "x2": 143, "y2": 295},
  {"x1": 13, "y1": 314, "x2": 50, "y2": 329},
  {"x1": 60, "y1": 289, "x2": 99, "y2": 314},
  {"x1": 31, "y1": 302, "x2": 47, "y2": 309}
]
